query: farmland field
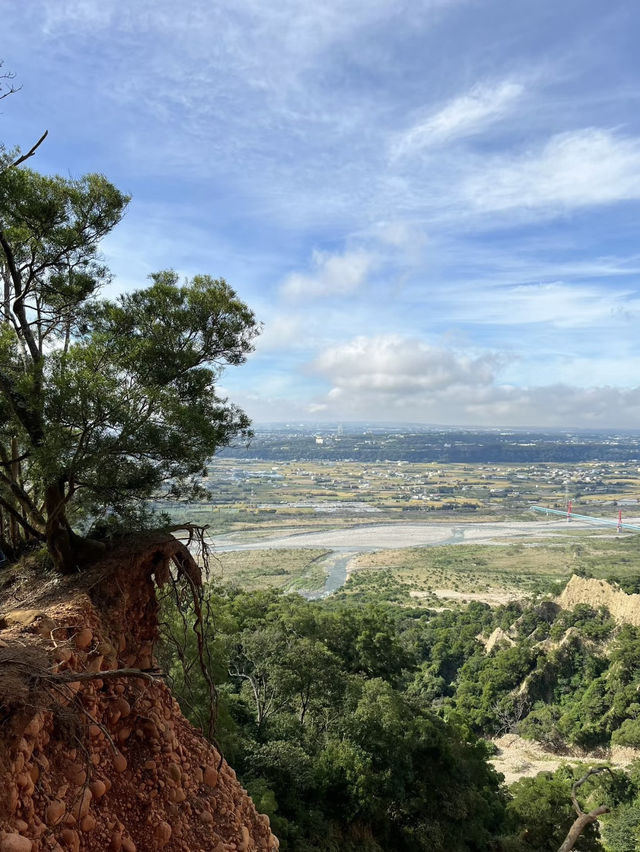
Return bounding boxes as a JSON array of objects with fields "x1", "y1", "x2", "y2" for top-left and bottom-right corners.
[{"x1": 168, "y1": 454, "x2": 640, "y2": 603}]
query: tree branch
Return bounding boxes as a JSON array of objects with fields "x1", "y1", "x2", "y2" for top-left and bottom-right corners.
[
  {"x1": 5, "y1": 130, "x2": 48, "y2": 170},
  {"x1": 0, "y1": 443, "x2": 45, "y2": 526},
  {"x1": 0, "y1": 229, "x2": 42, "y2": 367},
  {"x1": 0, "y1": 470, "x2": 45, "y2": 526},
  {"x1": 558, "y1": 767, "x2": 614, "y2": 852},
  {"x1": 0, "y1": 493, "x2": 44, "y2": 540}
]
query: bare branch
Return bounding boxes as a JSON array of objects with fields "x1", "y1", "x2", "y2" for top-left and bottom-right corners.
[
  {"x1": 0, "y1": 63, "x2": 20, "y2": 101},
  {"x1": 5, "y1": 129, "x2": 48, "y2": 170},
  {"x1": 558, "y1": 767, "x2": 614, "y2": 852},
  {"x1": 570, "y1": 766, "x2": 614, "y2": 817},
  {"x1": 51, "y1": 667, "x2": 165, "y2": 684}
]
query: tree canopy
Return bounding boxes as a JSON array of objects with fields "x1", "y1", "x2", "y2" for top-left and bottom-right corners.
[{"x1": 0, "y1": 164, "x2": 259, "y2": 571}]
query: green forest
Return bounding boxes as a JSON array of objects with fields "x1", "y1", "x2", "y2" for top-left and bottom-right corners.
[{"x1": 161, "y1": 579, "x2": 640, "y2": 851}]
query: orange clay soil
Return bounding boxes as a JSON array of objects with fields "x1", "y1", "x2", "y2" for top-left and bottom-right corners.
[{"x1": 0, "y1": 535, "x2": 278, "y2": 852}]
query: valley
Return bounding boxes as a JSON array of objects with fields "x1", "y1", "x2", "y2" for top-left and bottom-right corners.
[{"x1": 165, "y1": 441, "x2": 640, "y2": 603}]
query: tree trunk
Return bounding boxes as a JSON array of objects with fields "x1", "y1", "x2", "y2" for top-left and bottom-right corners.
[
  {"x1": 558, "y1": 806, "x2": 609, "y2": 852},
  {"x1": 44, "y1": 484, "x2": 76, "y2": 573},
  {"x1": 10, "y1": 437, "x2": 21, "y2": 550}
]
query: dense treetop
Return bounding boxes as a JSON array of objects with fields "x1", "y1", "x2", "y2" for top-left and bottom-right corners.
[
  {"x1": 0, "y1": 162, "x2": 259, "y2": 571},
  {"x1": 162, "y1": 582, "x2": 640, "y2": 851}
]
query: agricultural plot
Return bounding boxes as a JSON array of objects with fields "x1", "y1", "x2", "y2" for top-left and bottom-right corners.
[{"x1": 173, "y1": 457, "x2": 640, "y2": 600}]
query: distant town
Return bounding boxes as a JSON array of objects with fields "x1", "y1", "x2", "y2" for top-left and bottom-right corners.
[{"x1": 220, "y1": 424, "x2": 640, "y2": 464}]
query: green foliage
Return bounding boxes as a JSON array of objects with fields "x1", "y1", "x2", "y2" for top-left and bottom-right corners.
[
  {"x1": 549, "y1": 604, "x2": 615, "y2": 641},
  {"x1": 518, "y1": 705, "x2": 564, "y2": 751},
  {"x1": 612, "y1": 717, "x2": 640, "y2": 748},
  {"x1": 602, "y1": 802, "x2": 640, "y2": 852},
  {"x1": 162, "y1": 587, "x2": 507, "y2": 851},
  {"x1": 609, "y1": 574, "x2": 640, "y2": 595},
  {"x1": 405, "y1": 597, "x2": 640, "y2": 752},
  {"x1": 161, "y1": 580, "x2": 640, "y2": 850},
  {"x1": 517, "y1": 624, "x2": 640, "y2": 750},
  {"x1": 505, "y1": 768, "x2": 603, "y2": 851},
  {"x1": 0, "y1": 165, "x2": 258, "y2": 569},
  {"x1": 454, "y1": 643, "x2": 537, "y2": 733},
  {"x1": 598, "y1": 763, "x2": 640, "y2": 852}
]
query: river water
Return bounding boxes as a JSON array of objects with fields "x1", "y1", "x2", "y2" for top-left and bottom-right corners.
[
  {"x1": 302, "y1": 526, "x2": 467, "y2": 599},
  {"x1": 210, "y1": 517, "x2": 594, "y2": 598},
  {"x1": 211, "y1": 519, "x2": 543, "y2": 598}
]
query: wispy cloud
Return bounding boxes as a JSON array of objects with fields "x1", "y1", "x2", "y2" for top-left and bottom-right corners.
[
  {"x1": 437, "y1": 281, "x2": 640, "y2": 328},
  {"x1": 464, "y1": 128, "x2": 640, "y2": 214},
  {"x1": 392, "y1": 79, "x2": 524, "y2": 158},
  {"x1": 7, "y1": 0, "x2": 640, "y2": 428},
  {"x1": 40, "y1": 0, "x2": 114, "y2": 32}
]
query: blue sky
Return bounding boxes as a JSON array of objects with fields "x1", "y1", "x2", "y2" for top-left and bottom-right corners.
[{"x1": 3, "y1": 0, "x2": 640, "y2": 427}]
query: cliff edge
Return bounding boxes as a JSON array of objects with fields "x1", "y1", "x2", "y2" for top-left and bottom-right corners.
[
  {"x1": 557, "y1": 574, "x2": 640, "y2": 627},
  {"x1": 0, "y1": 537, "x2": 278, "y2": 852}
]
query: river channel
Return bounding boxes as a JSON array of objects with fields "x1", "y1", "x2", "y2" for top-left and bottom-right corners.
[{"x1": 212, "y1": 518, "x2": 579, "y2": 598}]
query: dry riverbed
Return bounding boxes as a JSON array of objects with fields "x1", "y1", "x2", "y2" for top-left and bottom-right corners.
[{"x1": 491, "y1": 734, "x2": 640, "y2": 785}]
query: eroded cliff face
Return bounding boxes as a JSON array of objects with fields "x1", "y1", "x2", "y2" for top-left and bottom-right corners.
[
  {"x1": 0, "y1": 537, "x2": 278, "y2": 852},
  {"x1": 557, "y1": 574, "x2": 640, "y2": 627}
]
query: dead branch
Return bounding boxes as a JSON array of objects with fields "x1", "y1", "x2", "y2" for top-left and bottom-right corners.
[
  {"x1": 0, "y1": 64, "x2": 20, "y2": 101},
  {"x1": 558, "y1": 766, "x2": 614, "y2": 852},
  {"x1": 5, "y1": 130, "x2": 48, "y2": 170},
  {"x1": 167, "y1": 522, "x2": 210, "y2": 536},
  {"x1": 0, "y1": 655, "x2": 165, "y2": 686}
]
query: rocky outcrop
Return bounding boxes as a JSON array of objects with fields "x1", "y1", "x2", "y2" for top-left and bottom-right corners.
[
  {"x1": 0, "y1": 537, "x2": 278, "y2": 852},
  {"x1": 557, "y1": 575, "x2": 640, "y2": 627},
  {"x1": 478, "y1": 627, "x2": 516, "y2": 655}
]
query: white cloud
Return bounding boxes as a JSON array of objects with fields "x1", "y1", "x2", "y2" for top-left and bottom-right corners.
[
  {"x1": 36, "y1": 0, "x2": 463, "y2": 100},
  {"x1": 311, "y1": 335, "x2": 499, "y2": 394},
  {"x1": 462, "y1": 385, "x2": 640, "y2": 428},
  {"x1": 302, "y1": 334, "x2": 640, "y2": 427},
  {"x1": 253, "y1": 314, "x2": 307, "y2": 352},
  {"x1": 392, "y1": 80, "x2": 524, "y2": 158},
  {"x1": 11, "y1": 0, "x2": 640, "y2": 434},
  {"x1": 280, "y1": 249, "x2": 377, "y2": 299},
  {"x1": 440, "y1": 281, "x2": 640, "y2": 328},
  {"x1": 464, "y1": 128, "x2": 640, "y2": 214}
]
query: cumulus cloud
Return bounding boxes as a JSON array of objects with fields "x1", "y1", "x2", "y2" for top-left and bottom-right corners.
[
  {"x1": 280, "y1": 249, "x2": 377, "y2": 299},
  {"x1": 391, "y1": 79, "x2": 524, "y2": 158},
  {"x1": 311, "y1": 335, "x2": 499, "y2": 394},
  {"x1": 304, "y1": 335, "x2": 640, "y2": 427},
  {"x1": 464, "y1": 128, "x2": 640, "y2": 214}
]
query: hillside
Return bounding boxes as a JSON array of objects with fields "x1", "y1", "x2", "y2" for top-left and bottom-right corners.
[
  {"x1": 0, "y1": 537, "x2": 278, "y2": 852},
  {"x1": 557, "y1": 575, "x2": 640, "y2": 627}
]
